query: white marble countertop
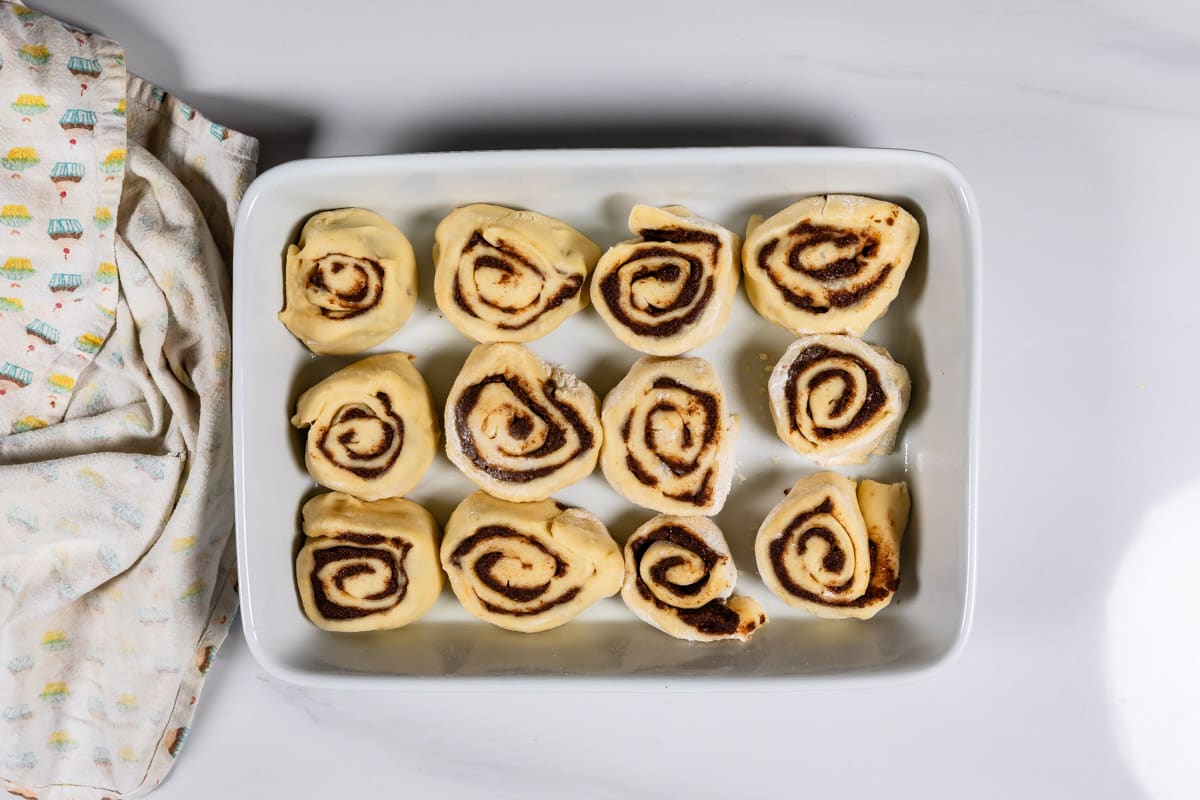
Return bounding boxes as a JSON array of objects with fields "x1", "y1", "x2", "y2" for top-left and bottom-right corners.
[{"x1": 33, "y1": 0, "x2": 1200, "y2": 796}]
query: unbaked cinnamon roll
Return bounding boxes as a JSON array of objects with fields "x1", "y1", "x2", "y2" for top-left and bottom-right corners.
[
  {"x1": 295, "y1": 492, "x2": 442, "y2": 631},
  {"x1": 622, "y1": 514, "x2": 766, "y2": 642},
  {"x1": 600, "y1": 356, "x2": 737, "y2": 515},
  {"x1": 434, "y1": 204, "x2": 599, "y2": 342},
  {"x1": 768, "y1": 334, "x2": 909, "y2": 466},
  {"x1": 755, "y1": 472, "x2": 909, "y2": 620},
  {"x1": 445, "y1": 343, "x2": 601, "y2": 502},
  {"x1": 440, "y1": 491, "x2": 623, "y2": 633},
  {"x1": 743, "y1": 195, "x2": 918, "y2": 337},
  {"x1": 291, "y1": 353, "x2": 438, "y2": 500},
  {"x1": 279, "y1": 208, "x2": 418, "y2": 354},
  {"x1": 590, "y1": 205, "x2": 739, "y2": 355}
]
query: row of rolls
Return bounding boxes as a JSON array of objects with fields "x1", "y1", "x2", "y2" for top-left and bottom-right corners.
[
  {"x1": 292, "y1": 344, "x2": 910, "y2": 640},
  {"x1": 298, "y1": 482, "x2": 907, "y2": 641},
  {"x1": 278, "y1": 196, "x2": 920, "y2": 357},
  {"x1": 292, "y1": 340, "x2": 909, "y2": 517}
]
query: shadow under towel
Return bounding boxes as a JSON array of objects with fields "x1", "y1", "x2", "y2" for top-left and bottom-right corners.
[{"x1": 0, "y1": 4, "x2": 258, "y2": 797}]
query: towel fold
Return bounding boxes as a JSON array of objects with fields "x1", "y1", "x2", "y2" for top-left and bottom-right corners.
[{"x1": 0, "y1": 3, "x2": 256, "y2": 797}]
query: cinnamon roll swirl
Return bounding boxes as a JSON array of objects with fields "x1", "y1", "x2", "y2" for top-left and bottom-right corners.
[
  {"x1": 279, "y1": 208, "x2": 417, "y2": 354},
  {"x1": 743, "y1": 195, "x2": 918, "y2": 337},
  {"x1": 590, "y1": 205, "x2": 739, "y2": 355},
  {"x1": 434, "y1": 204, "x2": 600, "y2": 343},
  {"x1": 291, "y1": 353, "x2": 439, "y2": 501},
  {"x1": 768, "y1": 334, "x2": 910, "y2": 466},
  {"x1": 755, "y1": 472, "x2": 909, "y2": 620},
  {"x1": 445, "y1": 343, "x2": 602, "y2": 502},
  {"x1": 600, "y1": 356, "x2": 737, "y2": 515},
  {"x1": 440, "y1": 491, "x2": 623, "y2": 633},
  {"x1": 295, "y1": 492, "x2": 442, "y2": 631},
  {"x1": 622, "y1": 515, "x2": 766, "y2": 642}
]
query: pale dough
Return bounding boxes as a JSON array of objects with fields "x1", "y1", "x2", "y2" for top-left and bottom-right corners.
[
  {"x1": 433, "y1": 204, "x2": 599, "y2": 343},
  {"x1": 291, "y1": 352, "x2": 438, "y2": 501},
  {"x1": 295, "y1": 491, "x2": 442, "y2": 632},
  {"x1": 440, "y1": 491, "x2": 623, "y2": 633},
  {"x1": 754, "y1": 472, "x2": 909, "y2": 620},
  {"x1": 767, "y1": 333, "x2": 910, "y2": 466},
  {"x1": 279, "y1": 208, "x2": 417, "y2": 355},
  {"x1": 444, "y1": 342, "x2": 601, "y2": 502},
  {"x1": 599, "y1": 355, "x2": 737, "y2": 515},
  {"x1": 743, "y1": 195, "x2": 918, "y2": 337},
  {"x1": 621, "y1": 514, "x2": 766, "y2": 642},
  {"x1": 590, "y1": 205, "x2": 740, "y2": 356}
]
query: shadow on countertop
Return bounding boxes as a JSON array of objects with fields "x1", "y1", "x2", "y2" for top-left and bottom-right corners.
[
  {"x1": 401, "y1": 112, "x2": 858, "y2": 152},
  {"x1": 35, "y1": 0, "x2": 856, "y2": 164},
  {"x1": 179, "y1": 92, "x2": 318, "y2": 171}
]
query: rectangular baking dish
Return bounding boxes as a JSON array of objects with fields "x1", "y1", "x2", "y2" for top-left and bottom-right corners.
[{"x1": 232, "y1": 147, "x2": 980, "y2": 688}]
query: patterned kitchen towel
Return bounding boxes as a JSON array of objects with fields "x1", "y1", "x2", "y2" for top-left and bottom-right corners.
[
  {"x1": 0, "y1": 4, "x2": 125, "y2": 433},
  {"x1": 0, "y1": 3, "x2": 258, "y2": 797}
]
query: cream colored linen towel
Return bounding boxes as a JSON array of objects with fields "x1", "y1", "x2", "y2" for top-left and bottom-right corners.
[{"x1": 0, "y1": 3, "x2": 257, "y2": 796}]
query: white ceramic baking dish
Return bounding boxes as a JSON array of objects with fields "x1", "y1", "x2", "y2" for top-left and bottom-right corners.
[{"x1": 232, "y1": 147, "x2": 980, "y2": 688}]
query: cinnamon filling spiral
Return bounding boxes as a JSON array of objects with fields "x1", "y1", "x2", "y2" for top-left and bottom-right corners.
[
  {"x1": 292, "y1": 352, "x2": 439, "y2": 501},
  {"x1": 597, "y1": 228, "x2": 720, "y2": 338},
  {"x1": 742, "y1": 195, "x2": 919, "y2": 337},
  {"x1": 784, "y1": 345, "x2": 885, "y2": 444},
  {"x1": 445, "y1": 343, "x2": 602, "y2": 502},
  {"x1": 600, "y1": 356, "x2": 737, "y2": 515},
  {"x1": 304, "y1": 253, "x2": 385, "y2": 319},
  {"x1": 755, "y1": 223, "x2": 889, "y2": 315},
  {"x1": 440, "y1": 492, "x2": 623, "y2": 633},
  {"x1": 755, "y1": 472, "x2": 909, "y2": 620},
  {"x1": 308, "y1": 533, "x2": 410, "y2": 620},
  {"x1": 453, "y1": 232, "x2": 583, "y2": 330},
  {"x1": 591, "y1": 205, "x2": 739, "y2": 355},
  {"x1": 316, "y1": 392, "x2": 404, "y2": 479},
  {"x1": 766, "y1": 498, "x2": 870, "y2": 605},
  {"x1": 279, "y1": 208, "x2": 417, "y2": 355},
  {"x1": 454, "y1": 375, "x2": 592, "y2": 483},
  {"x1": 768, "y1": 334, "x2": 909, "y2": 466},
  {"x1": 434, "y1": 205, "x2": 599, "y2": 343},
  {"x1": 621, "y1": 514, "x2": 766, "y2": 642},
  {"x1": 447, "y1": 525, "x2": 581, "y2": 617},
  {"x1": 296, "y1": 492, "x2": 443, "y2": 631},
  {"x1": 621, "y1": 377, "x2": 720, "y2": 507},
  {"x1": 630, "y1": 524, "x2": 742, "y2": 637}
]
